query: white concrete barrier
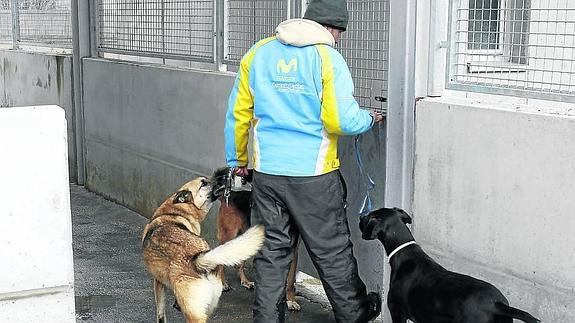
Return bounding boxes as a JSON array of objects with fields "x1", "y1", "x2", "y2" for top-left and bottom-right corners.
[{"x1": 0, "y1": 105, "x2": 75, "y2": 322}]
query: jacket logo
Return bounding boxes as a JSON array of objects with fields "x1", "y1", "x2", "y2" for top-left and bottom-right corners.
[{"x1": 277, "y1": 58, "x2": 298, "y2": 74}]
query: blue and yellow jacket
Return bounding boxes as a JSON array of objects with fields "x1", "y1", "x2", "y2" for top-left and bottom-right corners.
[{"x1": 225, "y1": 19, "x2": 374, "y2": 176}]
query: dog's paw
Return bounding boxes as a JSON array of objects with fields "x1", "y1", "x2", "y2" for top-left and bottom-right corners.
[
  {"x1": 241, "y1": 281, "x2": 255, "y2": 290},
  {"x1": 287, "y1": 300, "x2": 301, "y2": 311}
]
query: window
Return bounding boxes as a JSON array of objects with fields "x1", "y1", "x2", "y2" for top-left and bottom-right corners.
[
  {"x1": 447, "y1": 0, "x2": 575, "y2": 102},
  {"x1": 468, "y1": 0, "x2": 502, "y2": 51},
  {"x1": 463, "y1": 0, "x2": 530, "y2": 67}
]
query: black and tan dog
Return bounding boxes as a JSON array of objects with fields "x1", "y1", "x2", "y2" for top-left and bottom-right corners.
[
  {"x1": 142, "y1": 176, "x2": 265, "y2": 323},
  {"x1": 211, "y1": 167, "x2": 301, "y2": 311},
  {"x1": 360, "y1": 207, "x2": 540, "y2": 323}
]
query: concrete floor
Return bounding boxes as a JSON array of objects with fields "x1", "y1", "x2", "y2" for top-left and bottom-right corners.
[{"x1": 71, "y1": 185, "x2": 335, "y2": 322}]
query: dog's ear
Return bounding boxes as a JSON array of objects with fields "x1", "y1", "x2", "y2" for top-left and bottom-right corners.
[
  {"x1": 393, "y1": 208, "x2": 412, "y2": 224},
  {"x1": 359, "y1": 215, "x2": 369, "y2": 233},
  {"x1": 173, "y1": 190, "x2": 192, "y2": 204},
  {"x1": 360, "y1": 216, "x2": 381, "y2": 241},
  {"x1": 212, "y1": 167, "x2": 230, "y2": 181},
  {"x1": 209, "y1": 167, "x2": 230, "y2": 200}
]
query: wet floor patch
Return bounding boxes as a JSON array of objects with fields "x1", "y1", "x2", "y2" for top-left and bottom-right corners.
[{"x1": 75, "y1": 295, "x2": 117, "y2": 320}]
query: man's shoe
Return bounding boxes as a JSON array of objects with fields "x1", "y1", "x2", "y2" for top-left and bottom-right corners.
[{"x1": 366, "y1": 292, "x2": 382, "y2": 321}]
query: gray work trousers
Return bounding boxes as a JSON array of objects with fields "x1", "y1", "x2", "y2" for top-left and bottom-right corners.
[{"x1": 251, "y1": 170, "x2": 370, "y2": 323}]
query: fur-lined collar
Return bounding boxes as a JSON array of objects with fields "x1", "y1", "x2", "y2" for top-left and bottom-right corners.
[{"x1": 276, "y1": 19, "x2": 335, "y2": 47}]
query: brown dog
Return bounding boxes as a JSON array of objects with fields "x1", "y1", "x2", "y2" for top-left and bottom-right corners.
[
  {"x1": 142, "y1": 176, "x2": 265, "y2": 323},
  {"x1": 211, "y1": 168, "x2": 301, "y2": 311}
]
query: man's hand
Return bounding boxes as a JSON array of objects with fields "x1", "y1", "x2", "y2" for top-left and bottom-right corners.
[
  {"x1": 371, "y1": 110, "x2": 384, "y2": 123},
  {"x1": 233, "y1": 166, "x2": 249, "y2": 177}
]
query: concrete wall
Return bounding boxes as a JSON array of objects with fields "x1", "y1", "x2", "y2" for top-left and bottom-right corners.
[
  {"x1": 413, "y1": 97, "x2": 575, "y2": 322},
  {"x1": 81, "y1": 58, "x2": 385, "y2": 289},
  {"x1": 0, "y1": 105, "x2": 75, "y2": 322},
  {"x1": 82, "y1": 58, "x2": 232, "y2": 220},
  {"x1": 0, "y1": 50, "x2": 77, "y2": 182}
]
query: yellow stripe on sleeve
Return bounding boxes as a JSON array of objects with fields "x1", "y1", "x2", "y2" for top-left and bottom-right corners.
[
  {"x1": 315, "y1": 45, "x2": 341, "y2": 173},
  {"x1": 315, "y1": 45, "x2": 342, "y2": 134}
]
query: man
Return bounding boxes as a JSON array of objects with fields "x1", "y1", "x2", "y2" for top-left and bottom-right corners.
[{"x1": 224, "y1": 0, "x2": 383, "y2": 322}]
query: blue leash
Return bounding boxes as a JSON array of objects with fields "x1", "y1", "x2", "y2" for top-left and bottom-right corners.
[{"x1": 355, "y1": 135, "x2": 375, "y2": 216}]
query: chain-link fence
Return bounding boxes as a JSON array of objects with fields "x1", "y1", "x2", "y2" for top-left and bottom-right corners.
[
  {"x1": 448, "y1": 0, "x2": 575, "y2": 102},
  {"x1": 0, "y1": 0, "x2": 72, "y2": 48}
]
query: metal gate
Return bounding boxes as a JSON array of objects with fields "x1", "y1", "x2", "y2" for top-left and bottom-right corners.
[
  {"x1": 339, "y1": 0, "x2": 389, "y2": 114},
  {"x1": 223, "y1": 0, "x2": 390, "y2": 114}
]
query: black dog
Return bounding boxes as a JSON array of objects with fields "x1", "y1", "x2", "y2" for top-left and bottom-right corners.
[{"x1": 359, "y1": 207, "x2": 540, "y2": 323}]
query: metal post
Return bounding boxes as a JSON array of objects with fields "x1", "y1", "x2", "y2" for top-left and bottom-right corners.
[
  {"x1": 89, "y1": 0, "x2": 99, "y2": 58},
  {"x1": 222, "y1": 0, "x2": 230, "y2": 64},
  {"x1": 10, "y1": 0, "x2": 19, "y2": 49},
  {"x1": 301, "y1": 0, "x2": 307, "y2": 16},
  {"x1": 384, "y1": 0, "x2": 417, "y2": 320},
  {"x1": 414, "y1": 0, "x2": 430, "y2": 98},
  {"x1": 290, "y1": 0, "x2": 303, "y2": 19},
  {"x1": 160, "y1": 0, "x2": 166, "y2": 63},
  {"x1": 216, "y1": 0, "x2": 226, "y2": 71},
  {"x1": 71, "y1": 0, "x2": 92, "y2": 185},
  {"x1": 386, "y1": 0, "x2": 417, "y2": 214},
  {"x1": 251, "y1": 0, "x2": 256, "y2": 45},
  {"x1": 427, "y1": 0, "x2": 449, "y2": 97}
]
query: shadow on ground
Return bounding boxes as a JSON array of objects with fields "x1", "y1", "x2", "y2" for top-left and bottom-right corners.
[{"x1": 71, "y1": 185, "x2": 335, "y2": 322}]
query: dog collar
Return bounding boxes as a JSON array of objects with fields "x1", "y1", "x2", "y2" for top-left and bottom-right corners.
[{"x1": 387, "y1": 241, "x2": 416, "y2": 262}]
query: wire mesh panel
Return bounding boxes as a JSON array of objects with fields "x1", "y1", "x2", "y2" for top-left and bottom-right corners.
[
  {"x1": 0, "y1": 2, "x2": 12, "y2": 44},
  {"x1": 18, "y1": 0, "x2": 71, "y2": 47},
  {"x1": 223, "y1": 0, "x2": 287, "y2": 64},
  {"x1": 0, "y1": 0, "x2": 71, "y2": 47},
  {"x1": 448, "y1": 0, "x2": 575, "y2": 102},
  {"x1": 97, "y1": 0, "x2": 214, "y2": 62},
  {"x1": 339, "y1": 0, "x2": 390, "y2": 114}
]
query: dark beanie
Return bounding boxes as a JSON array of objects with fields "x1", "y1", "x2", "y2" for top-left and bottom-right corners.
[{"x1": 304, "y1": 0, "x2": 349, "y2": 31}]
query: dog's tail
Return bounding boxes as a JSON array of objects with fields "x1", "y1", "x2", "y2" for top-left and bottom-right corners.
[
  {"x1": 195, "y1": 225, "x2": 265, "y2": 271},
  {"x1": 494, "y1": 302, "x2": 540, "y2": 323}
]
